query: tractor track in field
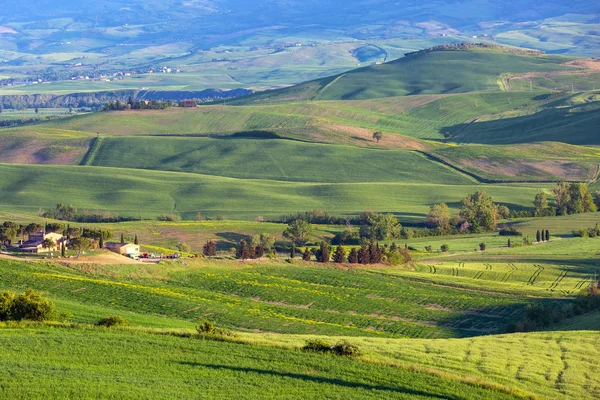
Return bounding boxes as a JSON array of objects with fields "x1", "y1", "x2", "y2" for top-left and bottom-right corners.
[{"x1": 527, "y1": 265, "x2": 545, "y2": 286}]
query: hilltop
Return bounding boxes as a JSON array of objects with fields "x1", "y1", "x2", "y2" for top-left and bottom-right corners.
[{"x1": 227, "y1": 48, "x2": 578, "y2": 103}]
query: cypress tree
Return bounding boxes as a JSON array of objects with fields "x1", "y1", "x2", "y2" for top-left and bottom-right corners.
[
  {"x1": 120, "y1": 233, "x2": 124, "y2": 243},
  {"x1": 536, "y1": 230, "x2": 541, "y2": 242},
  {"x1": 99, "y1": 235, "x2": 104, "y2": 249},
  {"x1": 236, "y1": 240, "x2": 251, "y2": 260},
  {"x1": 302, "y1": 247, "x2": 312, "y2": 261},
  {"x1": 290, "y1": 245, "x2": 296, "y2": 259},
  {"x1": 507, "y1": 238, "x2": 512, "y2": 248},
  {"x1": 358, "y1": 244, "x2": 370, "y2": 265},
  {"x1": 545, "y1": 230, "x2": 550, "y2": 241},
  {"x1": 315, "y1": 241, "x2": 330, "y2": 263},
  {"x1": 333, "y1": 245, "x2": 346, "y2": 263},
  {"x1": 347, "y1": 248, "x2": 359, "y2": 263},
  {"x1": 134, "y1": 234, "x2": 139, "y2": 245},
  {"x1": 61, "y1": 241, "x2": 66, "y2": 257}
]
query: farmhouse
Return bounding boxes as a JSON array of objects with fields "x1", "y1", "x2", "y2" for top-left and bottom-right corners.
[
  {"x1": 105, "y1": 242, "x2": 140, "y2": 257},
  {"x1": 179, "y1": 99, "x2": 197, "y2": 108},
  {"x1": 20, "y1": 232, "x2": 64, "y2": 253}
]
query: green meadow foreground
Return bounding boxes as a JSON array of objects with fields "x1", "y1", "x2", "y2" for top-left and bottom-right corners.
[{"x1": 0, "y1": 242, "x2": 598, "y2": 399}]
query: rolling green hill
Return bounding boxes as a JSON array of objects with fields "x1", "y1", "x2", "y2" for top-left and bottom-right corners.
[
  {"x1": 228, "y1": 49, "x2": 576, "y2": 103},
  {"x1": 87, "y1": 136, "x2": 472, "y2": 184},
  {"x1": 0, "y1": 163, "x2": 545, "y2": 220}
]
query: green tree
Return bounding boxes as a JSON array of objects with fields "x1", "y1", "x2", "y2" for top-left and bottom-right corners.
[
  {"x1": 533, "y1": 192, "x2": 549, "y2": 217},
  {"x1": 236, "y1": 240, "x2": 252, "y2": 260},
  {"x1": 290, "y1": 245, "x2": 296, "y2": 259},
  {"x1": 545, "y1": 230, "x2": 550, "y2": 241},
  {"x1": 41, "y1": 238, "x2": 56, "y2": 252},
  {"x1": 251, "y1": 233, "x2": 275, "y2": 253},
  {"x1": 358, "y1": 244, "x2": 370, "y2": 264},
  {"x1": 120, "y1": 233, "x2": 124, "y2": 243},
  {"x1": 203, "y1": 240, "x2": 217, "y2": 257},
  {"x1": 359, "y1": 212, "x2": 401, "y2": 241},
  {"x1": 372, "y1": 131, "x2": 383, "y2": 143},
  {"x1": 333, "y1": 245, "x2": 346, "y2": 263},
  {"x1": 552, "y1": 182, "x2": 571, "y2": 215},
  {"x1": 459, "y1": 191, "x2": 498, "y2": 232},
  {"x1": 99, "y1": 235, "x2": 104, "y2": 249},
  {"x1": 425, "y1": 203, "x2": 450, "y2": 231},
  {"x1": 315, "y1": 241, "x2": 331, "y2": 263},
  {"x1": 302, "y1": 247, "x2": 312, "y2": 261},
  {"x1": 536, "y1": 230, "x2": 541, "y2": 242},
  {"x1": 69, "y1": 237, "x2": 93, "y2": 251},
  {"x1": 347, "y1": 248, "x2": 359, "y2": 263},
  {"x1": 134, "y1": 234, "x2": 139, "y2": 245},
  {"x1": 61, "y1": 241, "x2": 66, "y2": 257},
  {"x1": 0, "y1": 289, "x2": 55, "y2": 322},
  {"x1": 283, "y1": 219, "x2": 312, "y2": 245}
]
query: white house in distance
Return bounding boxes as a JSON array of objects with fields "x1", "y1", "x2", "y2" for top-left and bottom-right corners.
[
  {"x1": 104, "y1": 242, "x2": 140, "y2": 257},
  {"x1": 20, "y1": 232, "x2": 64, "y2": 254}
]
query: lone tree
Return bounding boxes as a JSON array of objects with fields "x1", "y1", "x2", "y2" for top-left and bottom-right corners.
[
  {"x1": 372, "y1": 131, "x2": 383, "y2": 143},
  {"x1": 283, "y1": 219, "x2": 313, "y2": 245},
  {"x1": 134, "y1": 234, "x2": 139, "y2": 245}
]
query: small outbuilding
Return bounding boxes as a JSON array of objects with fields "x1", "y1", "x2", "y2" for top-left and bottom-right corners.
[{"x1": 105, "y1": 242, "x2": 140, "y2": 257}]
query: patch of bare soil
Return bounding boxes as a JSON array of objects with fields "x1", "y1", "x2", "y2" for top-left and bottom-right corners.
[
  {"x1": 456, "y1": 156, "x2": 593, "y2": 180},
  {"x1": 564, "y1": 58, "x2": 600, "y2": 71}
]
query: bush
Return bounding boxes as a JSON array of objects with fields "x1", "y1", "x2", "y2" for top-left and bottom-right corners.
[
  {"x1": 424, "y1": 245, "x2": 432, "y2": 252},
  {"x1": 440, "y1": 244, "x2": 449, "y2": 252},
  {"x1": 499, "y1": 227, "x2": 522, "y2": 236},
  {"x1": 331, "y1": 340, "x2": 362, "y2": 357},
  {"x1": 0, "y1": 289, "x2": 55, "y2": 322},
  {"x1": 302, "y1": 339, "x2": 361, "y2": 357},
  {"x1": 479, "y1": 242, "x2": 486, "y2": 251},
  {"x1": 96, "y1": 315, "x2": 128, "y2": 327},
  {"x1": 302, "y1": 339, "x2": 332, "y2": 353},
  {"x1": 197, "y1": 319, "x2": 237, "y2": 337}
]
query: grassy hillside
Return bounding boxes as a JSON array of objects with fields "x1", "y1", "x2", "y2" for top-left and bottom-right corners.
[
  {"x1": 88, "y1": 136, "x2": 473, "y2": 184},
  {"x1": 430, "y1": 142, "x2": 600, "y2": 182},
  {"x1": 229, "y1": 49, "x2": 575, "y2": 103},
  {"x1": 0, "y1": 325, "x2": 531, "y2": 400},
  {"x1": 452, "y1": 91, "x2": 600, "y2": 145},
  {"x1": 0, "y1": 163, "x2": 546, "y2": 220}
]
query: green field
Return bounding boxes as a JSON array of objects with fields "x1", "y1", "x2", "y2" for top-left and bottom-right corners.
[
  {"x1": 88, "y1": 136, "x2": 473, "y2": 183},
  {"x1": 0, "y1": 250, "x2": 598, "y2": 399},
  {"x1": 0, "y1": 324, "x2": 559, "y2": 400},
  {"x1": 0, "y1": 163, "x2": 547, "y2": 220}
]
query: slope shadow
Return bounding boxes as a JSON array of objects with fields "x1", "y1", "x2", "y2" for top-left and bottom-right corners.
[
  {"x1": 175, "y1": 362, "x2": 460, "y2": 399},
  {"x1": 443, "y1": 107, "x2": 600, "y2": 145}
]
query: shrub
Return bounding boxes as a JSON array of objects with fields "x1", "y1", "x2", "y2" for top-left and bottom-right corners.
[
  {"x1": 196, "y1": 319, "x2": 237, "y2": 337},
  {"x1": 96, "y1": 315, "x2": 128, "y2": 327},
  {"x1": 332, "y1": 340, "x2": 361, "y2": 357},
  {"x1": 479, "y1": 242, "x2": 486, "y2": 251},
  {"x1": 440, "y1": 244, "x2": 449, "y2": 252},
  {"x1": 499, "y1": 227, "x2": 523, "y2": 236},
  {"x1": 424, "y1": 245, "x2": 432, "y2": 252},
  {"x1": 0, "y1": 289, "x2": 55, "y2": 322},
  {"x1": 302, "y1": 339, "x2": 332, "y2": 353}
]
